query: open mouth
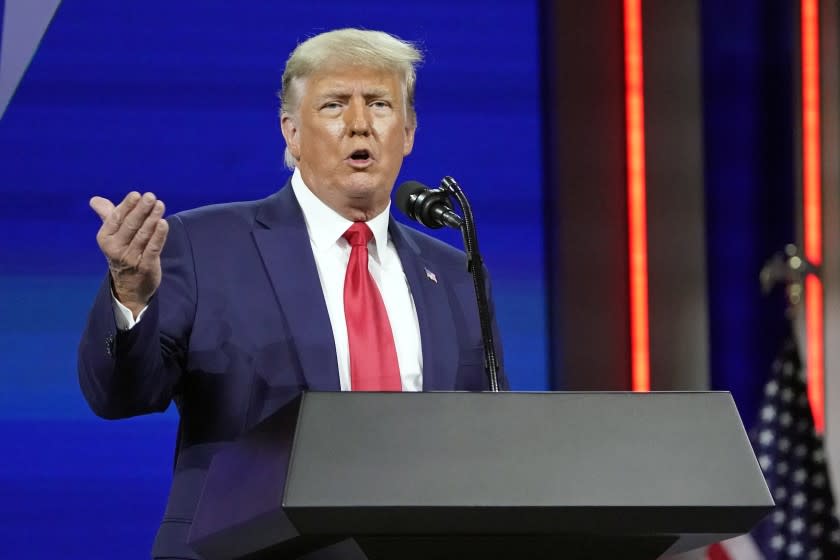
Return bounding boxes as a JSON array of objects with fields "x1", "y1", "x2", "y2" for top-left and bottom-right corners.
[{"x1": 348, "y1": 149, "x2": 372, "y2": 163}]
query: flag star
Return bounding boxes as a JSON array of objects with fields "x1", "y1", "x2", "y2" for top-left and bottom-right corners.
[
  {"x1": 809, "y1": 522, "x2": 823, "y2": 537},
  {"x1": 761, "y1": 405, "x2": 776, "y2": 421},
  {"x1": 787, "y1": 541, "x2": 803, "y2": 557},
  {"x1": 759, "y1": 454, "x2": 772, "y2": 472},
  {"x1": 770, "y1": 534, "x2": 786, "y2": 550},
  {"x1": 760, "y1": 429, "x2": 775, "y2": 446},
  {"x1": 772, "y1": 361, "x2": 783, "y2": 374},
  {"x1": 751, "y1": 343, "x2": 839, "y2": 558}
]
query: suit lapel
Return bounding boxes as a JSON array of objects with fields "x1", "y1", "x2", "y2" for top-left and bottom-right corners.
[
  {"x1": 252, "y1": 185, "x2": 340, "y2": 391},
  {"x1": 390, "y1": 221, "x2": 459, "y2": 391}
]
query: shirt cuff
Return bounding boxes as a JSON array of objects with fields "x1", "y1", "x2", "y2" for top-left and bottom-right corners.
[{"x1": 111, "y1": 292, "x2": 149, "y2": 331}]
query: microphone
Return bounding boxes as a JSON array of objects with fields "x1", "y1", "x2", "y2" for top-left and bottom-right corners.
[
  {"x1": 398, "y1": 176, "x2": 502, "y2": 392},
  {"x1": 395, "y1": 181, "x2": 463, "y2": 229}
]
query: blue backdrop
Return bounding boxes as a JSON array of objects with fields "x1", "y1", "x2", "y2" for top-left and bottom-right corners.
[
  {"x1": 701, "y1": 0, "x2": 797, "y2": 431},
  {"x1": 0, "y1": 2, "x2": 545, "y2": 557}
]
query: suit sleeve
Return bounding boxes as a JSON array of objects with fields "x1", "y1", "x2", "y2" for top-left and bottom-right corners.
[{"x1": 77, "y1": 215, "x2": 197, "y2": 419}]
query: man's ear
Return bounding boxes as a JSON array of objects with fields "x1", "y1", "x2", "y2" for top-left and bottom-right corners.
[
  {"x1": 403, "y1": 124, "x2": 416, "y2": 156},
  {"x1": 280, "y1": 112, "x2": 301, "y2": 160}
]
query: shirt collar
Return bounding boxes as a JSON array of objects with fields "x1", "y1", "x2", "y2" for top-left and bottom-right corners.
[{"x1": 291, "y1": 168, "x2": 391, "y2": 263}]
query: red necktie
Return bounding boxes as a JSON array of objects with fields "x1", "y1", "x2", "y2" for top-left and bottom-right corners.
[{"x1": 343, "y1": 222, "x2": 402, "y2": 391}]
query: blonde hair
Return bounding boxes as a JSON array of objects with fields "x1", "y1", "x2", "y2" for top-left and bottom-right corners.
[{"x1": 278, "y1": 28, "x2": 423, "y2": 169}]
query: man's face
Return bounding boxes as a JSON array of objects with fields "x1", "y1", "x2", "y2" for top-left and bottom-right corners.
[{"x1": 281, "y1": 65, "x2": 416, "y2": 221}]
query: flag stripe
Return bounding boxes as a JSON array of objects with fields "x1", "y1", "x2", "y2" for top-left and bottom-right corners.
[
  {"x1": 707, "y1": 542, "x2": 732, "y2": 560},
  {"x1": 719, "y1": 534, "x2": 763, "y2": 559}
]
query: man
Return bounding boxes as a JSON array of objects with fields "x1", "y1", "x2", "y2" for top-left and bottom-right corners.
[{"x1": 78, "y1": 28, "x2": 506, "y2": 559}]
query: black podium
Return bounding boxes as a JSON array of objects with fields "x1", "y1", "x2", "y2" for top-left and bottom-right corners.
[{"x1": 188, "y1": 392, "x2": 773, "y2": 559}]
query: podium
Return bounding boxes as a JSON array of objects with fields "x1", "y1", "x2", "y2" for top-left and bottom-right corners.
[{"x1": 188, "y1": 392, "x2": 773, "y2": 559}]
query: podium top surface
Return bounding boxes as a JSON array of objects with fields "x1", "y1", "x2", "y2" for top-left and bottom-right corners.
[{"x1": 283, "y1": 391, "x2": 772, "y2": 511}]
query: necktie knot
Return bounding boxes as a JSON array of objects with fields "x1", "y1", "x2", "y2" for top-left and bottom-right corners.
[{"x1": 343, "y1": 222, "x2": 373, "y2": 247}]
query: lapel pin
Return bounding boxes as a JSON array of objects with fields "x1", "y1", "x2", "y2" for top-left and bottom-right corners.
[{"x1": 425, "y1": 268, "x2": 438, "y2": 284}]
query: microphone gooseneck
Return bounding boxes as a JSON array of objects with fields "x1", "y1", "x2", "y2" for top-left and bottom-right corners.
[{"x1": 438, "y1": 176, "x2": 500, "y2": 393}]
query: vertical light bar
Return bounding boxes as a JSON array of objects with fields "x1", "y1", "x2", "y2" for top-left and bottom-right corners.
[
  {"x1": 805, "y1": 276, "x2": 825, "y2": 431},
  {"x1": 624, "y1": 0, "x2": 650, "y2": 392},
  {"x1": 801, "y1": 0, "x2": 826, "y2": 432}
]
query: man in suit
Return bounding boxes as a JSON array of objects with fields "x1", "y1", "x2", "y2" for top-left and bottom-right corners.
[{"x1": 78, "y1": 28, "x2": 506, "y2": 559}]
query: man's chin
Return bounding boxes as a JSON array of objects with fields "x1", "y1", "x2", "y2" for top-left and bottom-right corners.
[
  {"x1": 332, "y1": 181, "x2": 390, "y2": 219},
  {"x1": 341, "y1": 176, "x2": 390, "y2": 198}
]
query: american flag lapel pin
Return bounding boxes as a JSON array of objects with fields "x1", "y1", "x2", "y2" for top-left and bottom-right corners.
[{"x1": 424, "y1": 267, "x2": 437, "y2": 284}]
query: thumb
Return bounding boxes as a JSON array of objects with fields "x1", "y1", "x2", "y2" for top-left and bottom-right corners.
[{"x1": 89, "y1": 196, "x2": 115, "y2": 222}]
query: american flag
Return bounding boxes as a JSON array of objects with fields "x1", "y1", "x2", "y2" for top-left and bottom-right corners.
[{"x1": 704, "y1": 335, "x2": 840, "y2": 560}]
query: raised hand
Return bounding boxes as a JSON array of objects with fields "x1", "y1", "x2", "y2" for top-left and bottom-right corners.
[{"x1": 90, "y1": 191, "x2": 169, "y2": 318}]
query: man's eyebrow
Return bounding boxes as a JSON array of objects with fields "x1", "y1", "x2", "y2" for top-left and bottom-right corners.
[
  {"x1": 315, "y1": 88, "x2": 352, "y2": 100},
  {"x1": 363, "y1": 87, "x2": 392, "y2": 98},
  {"x1": 315, "y1": 87, "x2": 394, "y2": 100}
]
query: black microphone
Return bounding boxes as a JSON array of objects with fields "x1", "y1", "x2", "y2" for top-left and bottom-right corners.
[
  {"x1": 395, "y1": 181, "x2": 463, "y2": 229},
  {"x1": 398, "y1": 176, "x2": 501, "y2": 392}
]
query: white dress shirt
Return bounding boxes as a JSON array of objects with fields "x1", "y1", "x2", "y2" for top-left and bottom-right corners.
[{"x1": 113, "y1": 168, "x2": 423, "y2": 391}]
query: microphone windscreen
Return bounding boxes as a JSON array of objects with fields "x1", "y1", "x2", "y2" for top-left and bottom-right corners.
[{"x1": 395, "y1": 181, "x2": 428, "y2": 216}]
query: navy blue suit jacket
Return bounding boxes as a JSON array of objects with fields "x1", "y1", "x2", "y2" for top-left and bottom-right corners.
[{"x1": 78, "y1": 183, "x2": 506, "y2": 559}]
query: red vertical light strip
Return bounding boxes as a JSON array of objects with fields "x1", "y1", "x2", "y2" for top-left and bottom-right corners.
[
  {"x1": 624, "y1": 0, "x2": 650, "y2": 392},
  {"x1": 801, "y1": 0, "x2": 825, "y2": 432},
  {"x1": 805, "y1": 276, "x2": 825, "y2": 432}
]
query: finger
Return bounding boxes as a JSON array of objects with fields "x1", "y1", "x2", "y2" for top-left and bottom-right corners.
[
  {"x1": 113, "y1": 192, "x2": 158, "y2": 245},
  {"x1": 126, "y1": 200, "x2": 166, "y2": 261},
  {"x1": 142, "y1": 218, "x2": 170, "y2": 262},
  {"x1": 98, "y1": 191, "x2": 141, "y2": 236},
  {"x1": 89, "y1": 197, "x2": 115, "y2": 222}
]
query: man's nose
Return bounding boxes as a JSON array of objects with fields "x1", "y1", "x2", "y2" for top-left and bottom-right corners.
[{"x1": 346, "y1": 99, "x2": 371, "y2": 136}]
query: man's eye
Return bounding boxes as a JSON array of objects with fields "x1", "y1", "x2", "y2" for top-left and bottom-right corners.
[
  {"x1": 370, "y1": 101, "x2": 390, "y2": 109},
  {"x1": 321, "y1": 102, "x2": 342, "y2": 110}
]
